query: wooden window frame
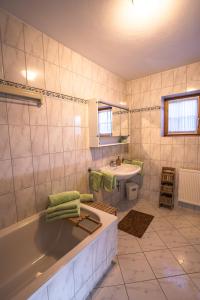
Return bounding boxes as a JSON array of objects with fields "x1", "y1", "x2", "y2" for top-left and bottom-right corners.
[{"x1": 164, "y1": 92, "x2": 200, "y2": 136}]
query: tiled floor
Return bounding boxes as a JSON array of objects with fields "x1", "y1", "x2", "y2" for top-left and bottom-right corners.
[{"x1": 89, "y1": 198, "x2": 200, "y2": 299}]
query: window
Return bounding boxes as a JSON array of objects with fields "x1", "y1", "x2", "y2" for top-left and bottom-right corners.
[
  {"x1": 98, "y1": 108, "x2": 112, "y2": 136},
  {"x1": 164, "y1": 95, "x2": 200, "y2": 136}
]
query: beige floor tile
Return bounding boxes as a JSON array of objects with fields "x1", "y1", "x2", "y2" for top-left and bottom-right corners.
[
  {"x1": 96, "y1": 260, "x2": 124, "y2": 287},
  {"x1": 118, "y1": 232, "x2": 142, "y2": 255},
  {"x1": 166, "y1": 216, "x2": 193, "y2": 229},
  {"x1": 151, "y1": 218, "x2": 174, "y2": 231},
  {"x1": 126, "y1": 280, "x2": 166, "y2": 300},
  {"x1": 178, "y1": 227, "x2": 200, "y2": 244},
  {"x1": 118, "y1": 253, "x2": 155, "y2": 283},
  {"x1": 91, "y1": 285, "x2": 128, "y2": 300},
  {"x1": 145, "y1": 249, "x2": 185, "y2": 278},
  {"x1": 171, "y1": 245, "x2": 200, "y2": 273},
  {"x1": 190, "y1": 273, "x2": 200, "y2": 290},
  {"x1": 156, "y1": 229, "x2": 190, "y2": 248},
  {"x1": 137, "y1": 231, "x2": 167, "y2": 251},
  {"x1": 194, "y1": 244, "x2": 200, "y2": 253},
  {"x1": 159, "y1": 275, "x2": 200, "y2": 300}
]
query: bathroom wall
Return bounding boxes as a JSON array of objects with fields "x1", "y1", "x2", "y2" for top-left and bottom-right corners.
[
  {"x1": 0, "y1": 8, "x2": 127, "y2": 229},
  {"x1": 127, "y1": 61, "x2": 200, "y2": 203}
]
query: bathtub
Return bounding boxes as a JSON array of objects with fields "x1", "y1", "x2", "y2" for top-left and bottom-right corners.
[{"x1": 0, "y1": 204, "x2": 117, "y2": 300}]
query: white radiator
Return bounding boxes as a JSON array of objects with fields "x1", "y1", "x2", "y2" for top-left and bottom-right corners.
[{"x1": 178, "y1": 168, "x2": 200, "y2": 206}]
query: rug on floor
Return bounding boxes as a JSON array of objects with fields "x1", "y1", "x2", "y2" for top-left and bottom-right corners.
[{"x1": 118, "y1": 210, "x2": 154, "y2": 238}]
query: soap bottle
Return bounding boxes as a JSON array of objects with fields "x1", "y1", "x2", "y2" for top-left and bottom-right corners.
[{"x1": 116, "y1": 156, "x2": 121, "y2": 166}]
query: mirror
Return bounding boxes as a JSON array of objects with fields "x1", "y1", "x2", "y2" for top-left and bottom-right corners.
[{"x1": 98, "y1": 101, "x2": 129, "y2": 139}]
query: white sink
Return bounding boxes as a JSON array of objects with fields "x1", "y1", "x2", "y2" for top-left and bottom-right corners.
[{"x1": 100, "y1": 163, "x2": 141, "y2": 180}]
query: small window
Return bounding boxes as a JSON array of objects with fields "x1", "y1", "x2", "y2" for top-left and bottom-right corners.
[
  {"x1": 98, "y1": 108, "x2": 112, "y2": 136},
  {"x1": 164, "y1": 95, "x2": 200, "y2": 136}
]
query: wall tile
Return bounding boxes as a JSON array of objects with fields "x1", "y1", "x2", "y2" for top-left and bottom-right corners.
[
  {"x1": 174, "y1": 66, "x2": 186, "y2": 85},
  {"x1": 51, "y1": 178, "x2": 66, "y2": 194},
  {"x1": 7, "y1": 102, "x2": 29, "y2": 125},
  {"x1": 0, "y1": 101, "x2": 8, "y2": 124},
  {"x1": 15, "y1": 187, "x2": 36, "y2": 220},
  {"x1": 43, "y1": 34, "x2": 59, "y2": 65},
  {"x1": 160, "y1": 144, "x2": 172, "y2": 162},
  {"x1": 35, "y1": 182, "x2": 51, "y2": 211},
  {"x1": 63, "y1": 151, "x2": 76, "y2": 176},
  {"x1": 0, "y1": 193, "x2": 17, "y2": 228},
  {"x1": 26, "y1": 54, "x2": 45, "y2": 88},
  {"x1": 29, "y1": 97, "x2": 47, "y2": 125},
  {"x1": 161, "y1": 69, "x2": 174, "y2": 88},
  {"x1": 187, "y1": 62, "x2": 200, "y2": 82},
  {"x1": 184, "y1": 145, "x2": 198, "y2": 164},
  {"x1": 0, "y1": 159, "x2": 13, "y2": 195},
  {"x1": 24, "y1": 24, "x2": 43, "y2": 59},
  {"x1": 60, "y1": 67, "x2": 73, "y2": 95},
  {"x1": 9, "y1": 125, "x2": 32, "y2": 158},
  {"x1": 0, "y1": 125, "x2": 10, "y2": 160},
  {"x1": 65, "y1": 174, "x2": 77, "y2": 191},
  {"x1": 0, "y1": 43, "x2": 3, "y2": 79},
  {"x1": 31, "y1": 125, "x2": 49, "y2": 155},
  {"x1": 62, "y1": 127, "x2": 75, "y2": 151},
  {"x1": 61, "y1": 100, "x2": 74, "y2": 126},
  {"x1": 2, "y1": 44, "x2": 26, "y2": 84},
  {"x1": 150, "y1": 73, "x2": 162, "y2": 90},
  {"x1": 44, "y1": 61, "x2": 60, "y2": 92},
  {"x1": 0, "y1": 10, "x2": 24, "y2": 50},
  {"x1": 13, "y1": 157, "x2": 34, "y2": 191},
  {"x1": 172, "y1": 145, "x2": 184, "y2": 163},
  {"x1": 48, "y1": 126, "x2": 63, "y2": 153},
  {"x1": 46, "y1": 97, "x2": 62, "y2": 126},
  {"x1": 58, "y1": 43, "x2": 72, "y2": 70},
  {"x1": 50, "y1": 152, "x2": 65, "y2": 180},
  {"x1": 33, "y1": 154, "x2": 51, "y2": 185}
]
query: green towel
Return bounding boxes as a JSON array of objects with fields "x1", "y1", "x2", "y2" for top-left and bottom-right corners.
[
  {"x1": 48, "y1": 191, "x2": 80, "y2": 207},
  {"x1": 47, "y1": 199, "x2": 80, "y2": 214},
  {"x1": 46, "y1": 208, "x2": 79, "y2": 219},
  {"x1": 80, "y1": 194, "x2": 94, "y2": 202},
  {"x1": 46, "y1": 209, "x2": 80, "y2": 223},
  {"x1": 123, "y1": 159, "x2": 144, "y2": 176},
  {"x1": 89, "y1": 171, "x2": 103, "y2": 192},
  {"x1": 101, "y1": 171, "x2": 117, "y2": 192}
]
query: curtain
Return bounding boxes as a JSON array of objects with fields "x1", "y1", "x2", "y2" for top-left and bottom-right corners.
[{"x1": 168, "y1": 98, "x2": 198, "y2": 133}]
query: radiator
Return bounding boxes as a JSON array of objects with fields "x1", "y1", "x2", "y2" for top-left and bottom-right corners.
[{"x1": 178, "y1": 168, "x2": 200, "y2": 206}]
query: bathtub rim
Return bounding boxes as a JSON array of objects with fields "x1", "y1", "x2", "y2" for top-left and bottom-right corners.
[{"x1": 0, "y1": 204, "x2": 117, "y2": 300}]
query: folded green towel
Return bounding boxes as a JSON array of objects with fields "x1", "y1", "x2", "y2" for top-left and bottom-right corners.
[
  {"x1": 46, "y1": 210, "x2": 80, "y2": 223},
  {"x1": 101, "y1": 171, "x2": 117, "y2": 193},
  {"x1": 46, "y1": 208, "x2": 79, "y2": 219},
  {"x1": 48, "y1": 191, "x2": 80, "y2": 207},
  {"x1": 89, "y1": 171, "x2": 103, "y2": 192},
  {"x1": 123, "y1": 159, "x2": 144, "y2": 176},
  {"x1": 80, "y1": 193, "x2": 94, "y2": 202},
  {"x1": 47, "y1": 199, "x2": 80, "y2": 214}
]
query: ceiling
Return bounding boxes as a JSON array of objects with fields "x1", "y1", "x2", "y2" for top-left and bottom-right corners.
[{"x1": 0, "y1": 0, "x2": 200, "y2": 80}]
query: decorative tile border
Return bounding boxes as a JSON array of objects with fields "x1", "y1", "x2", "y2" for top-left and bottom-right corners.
[
  {"x1": 130, "y1": 105, "x2": 161, "y2": 113},
  {"x1": 0, "y1": 79, "x2": 88, "y2": 104}
]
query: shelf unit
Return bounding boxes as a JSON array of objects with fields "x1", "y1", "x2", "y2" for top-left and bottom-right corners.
[{"x1": 159, "y1": 167, "x2": 175, "y2": 209}]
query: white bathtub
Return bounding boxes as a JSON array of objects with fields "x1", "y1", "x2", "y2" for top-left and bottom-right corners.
[{"x1": 0, "y1": 204, "x2": 117, "y2": 300}]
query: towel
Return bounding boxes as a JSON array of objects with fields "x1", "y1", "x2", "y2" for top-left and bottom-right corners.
[
  {"x1": 46, "y1": 199, "x2": 80, "y2": 214},
  {"x1": 48, "y1": 191, "x2": 80, "y2": 207},
  {"x1": 46, "y1": 208, "x2": 80, "y2": 222},
  {"x1": 46, "y1": 208, "x2": 79, "y2": 219},
  {"x1": 101, "y1": 171, "x2": 117, "y2": 192},
  {"x1": 80, "y1": 193, "x2": 94, "y2": 202},
  {"x1": 123, "y1": 159, "x2": 144, "y2": 176},
  {"x1": 89, "y1": 171, "x2": 103, "y2": 192}
]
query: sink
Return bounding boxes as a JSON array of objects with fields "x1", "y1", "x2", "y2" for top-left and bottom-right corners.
[{"x1": 100, "y1": 163, "x2": 141, "y2": 180}]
